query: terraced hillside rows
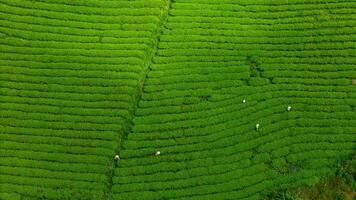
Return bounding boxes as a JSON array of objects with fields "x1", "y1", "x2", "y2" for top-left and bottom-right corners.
[
  {"x1": 0, "y1": 0, "x2": 167, "y2": 199},
  {"x1": 112, "y1": 0, "x2": 356, "y2": 199},
  {"x1": 0, "y1": 0, "x2": 355, "y2": 200}
]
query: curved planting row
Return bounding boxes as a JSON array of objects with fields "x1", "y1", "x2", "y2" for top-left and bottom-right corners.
[
  {"x1": 0, "y1": 0, "x2": 166, "y2": 199},
  {"x1": 112, "y1": 0, "x2": 356, "y2": 199}
]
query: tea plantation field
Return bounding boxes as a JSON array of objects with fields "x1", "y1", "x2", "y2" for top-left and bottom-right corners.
[{"x1": 0, "y1": 0, "x2": 355, "y2": 199}]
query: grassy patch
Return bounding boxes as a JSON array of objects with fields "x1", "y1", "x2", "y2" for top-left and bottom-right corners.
[{"x1": 265, "y1": 157, "x2": 355, "y2": 200}]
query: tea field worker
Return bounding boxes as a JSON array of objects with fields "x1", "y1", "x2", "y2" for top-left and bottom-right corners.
[
  {"x1": 114, "y1": 154, "x2": 120, "y2": 161},
  {"x1": 287, "y1": 105, "x2": 292, "y2": 111},
  {"x1": 155, "y1": 151, "x2": 161, "y2": 156},
  {"x1": 242, "y1": 99, "x2": 246, "y2": 104},
  {"x1": 256, "y1": 123, "x2": 260, "y2": 131}
]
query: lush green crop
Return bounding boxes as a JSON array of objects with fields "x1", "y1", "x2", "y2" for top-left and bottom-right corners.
[
  {"x1": 0, "y1": 0, "x2": 165, "y2": 199},
  {"x1": 0, "y1": 0, "x2": 355, "y2": 199},
  {"x1": 112, "y1": 0, "x2": 356, "y2": 199}
]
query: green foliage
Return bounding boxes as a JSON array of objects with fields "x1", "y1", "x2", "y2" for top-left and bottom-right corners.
[
  {"x1": 336, "y1": 157, "x2": 356, "y2": 187},
  {"x1": 265, "y1": 190, "x2": 302, "y2": 200},
  {"x1": 1, "y1": 0, "x2": 356, "y2": 199},
  {"x1": 112, "y1": 0, "x2": 356, "y2": 198},
  {"x1": 265, "y1": 158, "x2": 355, "y2": 200},
  {"x1": 0, "y1": 0, "x2": 166, "y2": 199}
]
